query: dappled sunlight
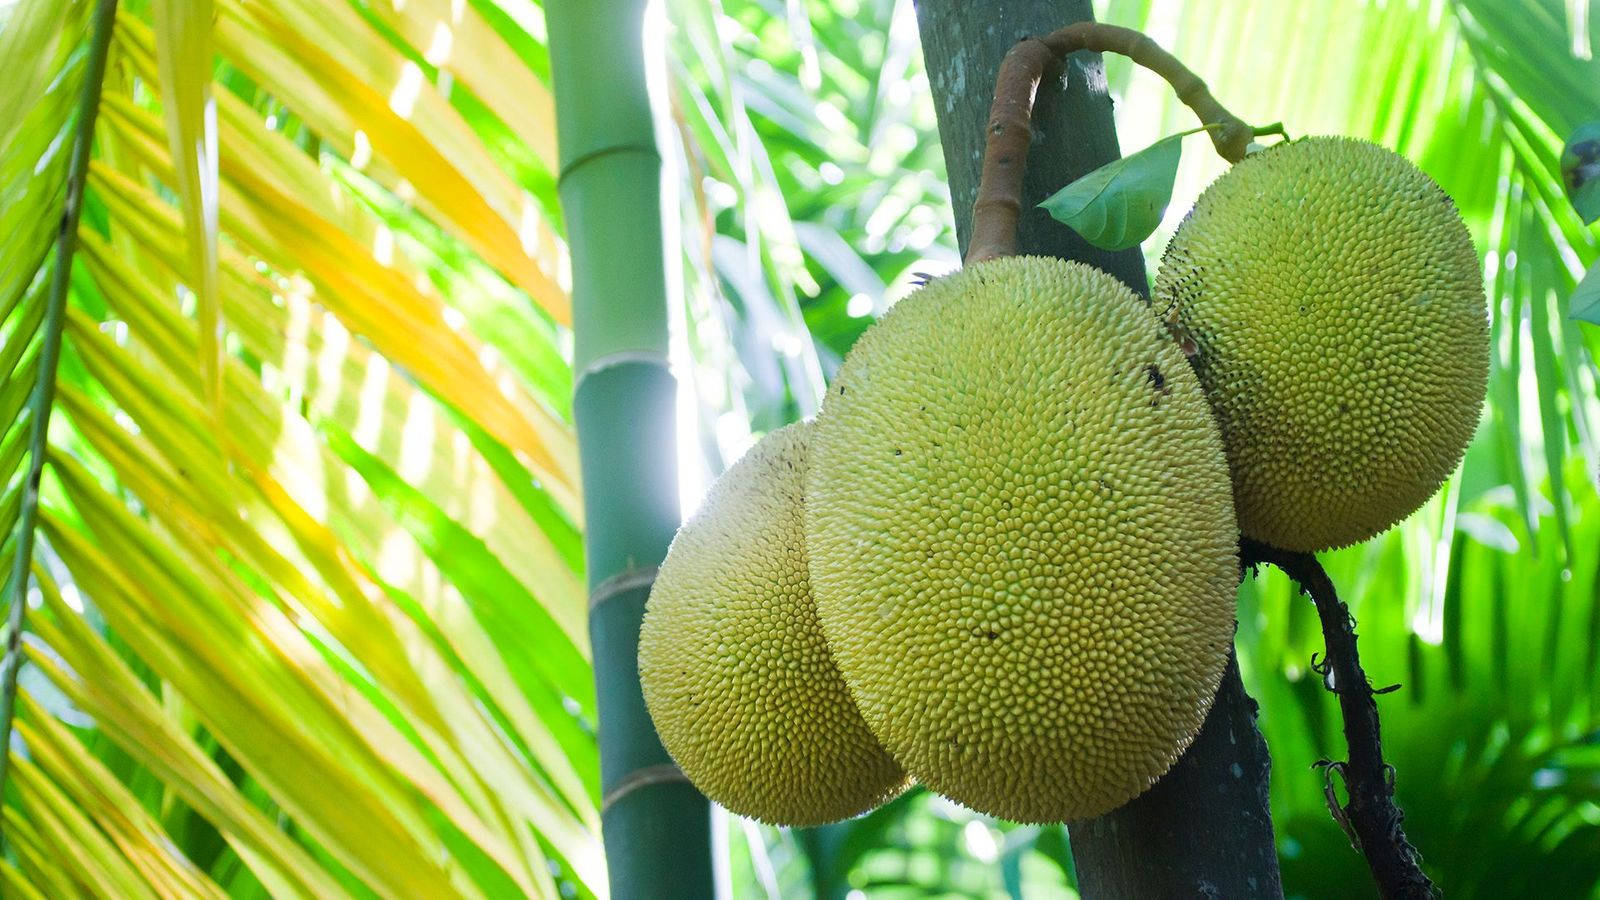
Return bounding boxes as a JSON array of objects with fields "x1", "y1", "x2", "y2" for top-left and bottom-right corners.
[
  {"x1": 397, "y1": 391, "x2": 438, "y2": 486},
  {"x1": 376, "y1": 524, "x2": 420, "y2": 589},
  {"x1": 2, "y1": 0, "x2": 607, "y2": 895},
  {"x1": 371, "y1": 223, "x2": 395, "y2": 266},
  {"x1": 268, "y1": 409, "x2": 331, "y2": 525},
  {"x1": 262, "y1": 280, "x2": 582, "y2": 641},
  {"x1": 1570, "y1": 0, "x2": 1594, "y2": 59},
  {"x1": 387, "y1": 61, "x2": 425, "y2": 119},
  {"x1": 516, "y1": 197, "x2": 572, "y2": 295},
  {"x1": 348, "y1": 127, "x2": 372, "y2": 170},
  {"x1": 6, "y1": 0, "x2": 1596, "y2": 896},
  {"x1": 423, "y1": 22, "x2": 454, "y2": 66},
  {"x1": 352, "y1": 352, "x2": 391, "y2": 450}
]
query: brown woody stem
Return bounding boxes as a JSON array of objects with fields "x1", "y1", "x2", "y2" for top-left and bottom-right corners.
[
  {"x1": 1240, "y1": 539, "x2": 1436, "y2": 900},
  {"x1": 965, "y1": 22, "x2": 1257, "y2": 264}
]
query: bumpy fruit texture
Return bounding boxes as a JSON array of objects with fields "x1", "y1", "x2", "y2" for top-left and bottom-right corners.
[
  {"x1": 806, "y1": 256, "x2": 1239, "y2": 823},
  {"x1": 1154, "y1": 137, "x2": 1489, "y2": 552},
  {"x1": 638, "y1": 423, "x2": 906, "y2": 826}
]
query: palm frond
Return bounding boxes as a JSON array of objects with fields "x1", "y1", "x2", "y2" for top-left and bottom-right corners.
[{"x1": 2, "y1": 0, "x2": 599, "y2": 896}]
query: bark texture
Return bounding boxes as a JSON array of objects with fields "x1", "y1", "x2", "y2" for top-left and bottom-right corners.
[{"x1": 917, "y1": 0, "x2": 1144, "y2": 289}]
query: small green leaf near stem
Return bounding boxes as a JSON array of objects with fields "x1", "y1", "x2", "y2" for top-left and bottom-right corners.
[{"x1": 1039, "y1": 132, "x2": 1186, "y2": 251}]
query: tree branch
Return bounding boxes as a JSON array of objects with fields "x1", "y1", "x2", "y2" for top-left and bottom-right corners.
[
  {"x1": 966, "y1": 22, "x2": 1257, "y2": 263},
  {"x1": 1239, "y1": 539, "x2": 1436, "y2": 900},
  {"x1": 965, "y1": 37, "x2": 1058, "y2": 265}
]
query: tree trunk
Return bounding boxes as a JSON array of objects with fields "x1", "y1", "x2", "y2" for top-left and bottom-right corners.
[
  {"x1": 546, "y1": 4, "x2": 715, "y2": 898},
  {"x1": 913, "y1": 3, "x2": 1284, "y2": 896}
]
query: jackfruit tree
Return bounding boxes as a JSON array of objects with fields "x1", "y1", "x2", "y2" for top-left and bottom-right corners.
[
  {"x1": 628, "y1": 10, "x2": 1485, "y2": 900},
  {"x1": 4, "y1": 0, "x2": 1592, "y2": 897}
]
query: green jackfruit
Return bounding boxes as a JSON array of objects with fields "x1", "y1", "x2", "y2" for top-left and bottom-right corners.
[
  {"x1": 639, "y1": 423, "x2": 906, "y2": 826},
  {"x1": 1155, "y1": 137, "x2": 1489, "y2": 551},
  {"x1": 806, "y1": 256, "x2": 1238, "y2": 823}
]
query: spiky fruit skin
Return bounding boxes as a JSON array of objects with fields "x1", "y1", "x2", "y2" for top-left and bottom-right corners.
[
  {"x1": 806, "y1": 256, "x2": 1238, "y2": 824},
  {"x1": 1154, "y1": 137, "x2": 1489, "y2": 552},
  {"x1": 638, "y1": 423, "x2": 906, "y2": 826}
]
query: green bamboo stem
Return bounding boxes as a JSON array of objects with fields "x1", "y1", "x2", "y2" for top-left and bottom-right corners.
[
  {"x1": 0, "y1": 0, "x2": 121, "y2": 841},
  {"x1": 545, "y1": 3, "x2": 714, "y2": 898}
]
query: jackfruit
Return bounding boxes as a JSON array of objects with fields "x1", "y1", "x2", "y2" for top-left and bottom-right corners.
[
  {"x1": 1154, "y1": 136, "x2": 1489, "y2": 551},
  {"x1": 638, "y1": 423, "x2": 906, "y2": 826},
  {"x1": 806, "y1": 256, "x2": 1239, "y2": 823}
]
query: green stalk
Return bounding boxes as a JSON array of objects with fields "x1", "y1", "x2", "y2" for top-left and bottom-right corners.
[
  {"x1": 0, "y1": 0, "x2": 121, "y2": 836},
  {"x1": 545, "y1": 3, "x2": 714, "y2": 898}
]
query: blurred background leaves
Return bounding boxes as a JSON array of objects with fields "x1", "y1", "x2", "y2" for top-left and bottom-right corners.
[{"x1": 0, "y1": 0, "x2": 1596, "y2": 897}]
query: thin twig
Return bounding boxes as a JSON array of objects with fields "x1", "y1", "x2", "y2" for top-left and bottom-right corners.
[
  {"x1": 965, "y1": 22, "x2": 1258, "y2": 264},
  {"x1": 0, "y1": 0, "x2": 121, "y2": 837},
  {"x1": 1240, "y1": 539, "x2": 1436, "y2": 900},
  {"x1": 1041, "y1": 23, "x2": 1255, "y2": 163}
]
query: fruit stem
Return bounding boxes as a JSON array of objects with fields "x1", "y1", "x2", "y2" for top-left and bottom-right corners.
[
  {"x1": 1241, "y1": 539, "x2": 1437, "y2": 900},
  {"x1": 966, "y1": 22, "x2": 1257, "y2": 264}
]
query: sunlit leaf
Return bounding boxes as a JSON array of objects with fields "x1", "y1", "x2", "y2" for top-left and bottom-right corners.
[
  {"x1": 151, "y1": 0, "x2": 223, "y2": 423},
  {"x1": 1039, "y1": 132, "x2": 1185, "y2": 251}
]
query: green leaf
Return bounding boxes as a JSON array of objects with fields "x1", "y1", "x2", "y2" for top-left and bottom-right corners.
[
  {"x1": 151, "y1": 0, "x2": 223, "y2": 424},
  {"x1": 1572, "y1": 259, "x2": 1600, "y2": 324},
  {"x1": 1559, "y1": 121, "x2": 1600, "y2": 223},
  {"x1": 1038, "y1": 132, "x2": 1185, "y2": 251}
]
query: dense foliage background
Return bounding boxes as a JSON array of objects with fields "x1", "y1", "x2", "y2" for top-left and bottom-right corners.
[{"x1": 1, "y1": 0, "x2": 1596, "y2": 897}]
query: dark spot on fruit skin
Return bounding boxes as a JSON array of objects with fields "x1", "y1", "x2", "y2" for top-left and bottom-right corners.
[
  {"x1": 1145, "y1": 363, "x2": 1173, "y2": 408},
  {"x1": 986, "y1": 631, "x2": 998, "y2": 641}
]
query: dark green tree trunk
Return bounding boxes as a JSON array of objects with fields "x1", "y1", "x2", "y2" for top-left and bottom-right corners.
[
  {"x1": 913, "y1": 2, "x2": 1284, "y2": 896},
  {"x1": 546, "y1": 4, "x2": 715, "y2": 898}
]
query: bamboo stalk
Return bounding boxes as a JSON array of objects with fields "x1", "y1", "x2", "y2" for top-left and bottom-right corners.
[
  {"x1": 0, "y1": 0, "x2": 121, "y2": 847},
  {"x1": 545, "y1": 3, "x2": 714, "y2": 898}
]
